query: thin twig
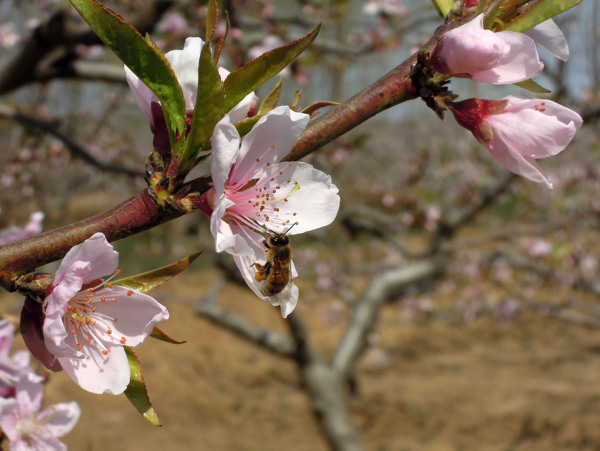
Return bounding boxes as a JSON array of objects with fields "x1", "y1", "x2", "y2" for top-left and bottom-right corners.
[{"x1": 0, "y1": 104, "x2": 143, "y2": 178}]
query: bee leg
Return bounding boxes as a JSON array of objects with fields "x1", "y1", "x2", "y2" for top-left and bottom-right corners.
[{"x1": 250, "y1": 262, "x2": 269, "y2": 282}]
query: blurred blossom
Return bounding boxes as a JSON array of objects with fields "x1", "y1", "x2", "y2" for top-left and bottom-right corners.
[
  {"x1": 25, "y1": 18, "x2": 41, "y2": 30},
  {"x1": 401, "y1": 297, "x2": 433, "y2": 319},
  {"x1": 317, "y1": 301, "x2": 347, "y2": 326},
  {"x1": 156, "y1": 12, "x2": 190, "y2": 38},
  {"x1": 424, "y1": 205, "x2": 440, "y2": 231},
  {"x1": 493, "y1": 299, "x2": 521, "y2": 327},
  {"x1": 381, "y1": 193, "x2": 394, "y2": 208},
  {"x1": 0, "y1": 212, "x2": 44, "y2": 246},
  {"x1": 401, "y1": 212, "x2": 414, "y2": 226},
  {"x1": 249, "y1": 35, "x2": 288, "y2": 74},
  {"x1": 525, "y1": 238, "x2": 552, "y2": 258},
  {"x1": 364, "y1": 0, "x2": 406, "y2": 17},
  {"x1": 579, "y1": 256, "x2": 598, "y2": 279},
  {"x1": 0, "y1": 320, "x2": 40, "y2": 398},
  {"x1": 491, "y1": 258, "x2": 511, "y2": 282},
  {"x1": 0, "y1": 372, "x2": 80, "y2": 450},
  {"x1": 0, "y1": 23, "x2": 19, "y2": 48},
  {"x1": 261, "y1": 4, "x2": 275, "y2": 18}
]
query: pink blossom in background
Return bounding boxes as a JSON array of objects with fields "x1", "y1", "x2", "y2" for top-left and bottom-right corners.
[
  {"x1": 206, "y1": 106, "x2": 340, "y2": 318},
  {"x1": 450, "y1": 95, "x2": 583, "y2": 188},
  {"x1": 125, "y1": 37, "x2": 257, "y2": 126},
  {"x1": 0, "y1": 23, "x2": 19, "y2": 48},
  {"x1": 0, "y1": 372, "x2": 80, "y2": 451},
  {"x1": 0, "y1": 320, "x2": 41, "y2": 398},
  {"x1": 22, "y1": 233, "x2": 169, "y2": 394},
  {"x1": 432, "y1": 15, "x2": 543, "y2": 84},
  {"x1": 156, "y1": 12, "x2": 190, "y2": 38},
  {"x1": 364, "y1": 0, "x2": 406, "y2": 17},
  {"x1": 0, "y1": 212, "x2": 44, "y2": 246}
]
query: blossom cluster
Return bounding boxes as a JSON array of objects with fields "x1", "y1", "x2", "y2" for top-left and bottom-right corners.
[
  {"x1": 126, "y1": 38, "x2": 341, "y2": 318},
  {"x1": 431, "y1": 13, "x2": 582, "y2": 187}
]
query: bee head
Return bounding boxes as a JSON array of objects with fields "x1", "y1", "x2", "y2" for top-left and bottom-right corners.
[{"x1": 266, "y1": 234, "x2": 289, "y2": 247}]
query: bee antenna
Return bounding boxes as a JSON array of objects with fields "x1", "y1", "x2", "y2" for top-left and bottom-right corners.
[{"x1": 283, "y1": 222, "x2": 297, "y2": 235}]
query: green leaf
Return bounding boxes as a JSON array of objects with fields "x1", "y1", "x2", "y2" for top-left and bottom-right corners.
[
  {"x1": 124, "y1": 347, "x2": 161, "y2": 426},
  {"x1": 503, "y1": 0, "x2": 583, "y2": 32},
  {"x1": 514, "y1": 78, "x2": 551, "y2": 94},
  {"x1": 430, "y1": 0, "x2": 453, "y2": 18},
  {"x1": 234, "y1": 116, "x2": 261, "y2": 138},
  {"x1": 69, "y1": 0, "x2": 186, "y2": 142},
  {"x1": 206, "y1": 0, "x2": 218, "y2": 42},
  {"x1": 150, "y1": 326, "x2": 186, "y2": 344},
  {"x1": 257, "y1": 78, "x2": 283, "y2": 116},
  {"x1": 180, "y1": 42, "x2": 225, "y2": 166},
  {"x1": 113, "y1": 252, "x2": 201, "y2": 294},
  {"x1": 223, "y1": 24, "x2": 321, "y2": 112}
]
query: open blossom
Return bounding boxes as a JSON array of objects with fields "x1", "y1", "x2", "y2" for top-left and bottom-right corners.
[
  {"x1": 125, "y1": 37, "x2": 257, "y2": 127},
  {"x1": 22, "y1": 233, "x2": 169, "y2": 395},
  {"x1": 432, "y1": 14, "x2": 543, "y2": 84},
  {"x1": 207, "y1": 106, "x2": 340, "y2": 317},
  {"x1": 0, "y1": 372, "x2": 80, "y2": 451},
  {"x1": 450, "y1": 95, "x2": 583, "y2": 188},
  {"x1": 0, "y1": 212, "x2": 44, "y2": 246}
]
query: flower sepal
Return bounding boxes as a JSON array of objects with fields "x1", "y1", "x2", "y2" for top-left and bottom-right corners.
[{"x1": 123, "y1": 347, "x2": 161, "y2": 426}]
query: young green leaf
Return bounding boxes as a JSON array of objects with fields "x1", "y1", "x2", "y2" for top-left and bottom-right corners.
[
  {"x1": 257, "y1": 78, "x2": 283, "y2": 116},
  {"x1": 206, "y1": 0, "x2": 218, "y2": 42},
  {"x1": 113, "y1": 252, "x2": 201, "y2": 294},
  {"x1": 514, "y1": 79, "x2": 551, "y2": 94},
  {"x1": 503, "y1": 0, "x2": 583, "y2": 32},
  {"x1": 430, "y1": 0, "x2": 454, "y2": 18},
  {"x1": 180, "y1": 42, "x2": 225, "y2": 166},
  {"x1": 69, "y1": 0, "x2": 186, "y2": 140},
  {"x1": 124, "y1": 347, "x2": 161, "y2": 426},
  {"x1": 151, "y1": 327, "x2": 186, "y2": 344},
  {"x1": 223, "y1": 24, "x2": 321, "y2": 112}
]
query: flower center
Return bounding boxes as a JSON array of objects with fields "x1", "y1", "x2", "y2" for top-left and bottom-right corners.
[
  {"x1": 63, "y1": 270, "x2": 128, "y2": 356},
  {"x1": 224, "y1": 145, "x2": 301, "y2": 233}
]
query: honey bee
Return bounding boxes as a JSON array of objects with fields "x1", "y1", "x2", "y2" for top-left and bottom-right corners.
[{"x1": 250, "y1": 225, "x2": 295, "y2": 299}]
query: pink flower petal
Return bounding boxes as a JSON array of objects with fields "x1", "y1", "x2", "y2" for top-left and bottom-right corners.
[
  {"x1": 83, "y1": 285, "x2": 169, "y2": 347},
  {"x1": 59, "y1": 344, "x2": 130, "y2": 395},
  {"x1": 54, "y1": 233, "x2": 118, "y2": 286},
  {"x1": 438, "y1": 14, "x2": 543, "y2": 84}
]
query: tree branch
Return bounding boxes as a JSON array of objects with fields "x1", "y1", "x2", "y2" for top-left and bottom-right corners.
[
  {"x1": 0, "y1": 1, "x2": 172, "y2": 95},
  {"x1": 286, "y1": 311, "x2": 364, "y2": 451},
  {"x1": 195, "y1": 297, "x2": 296, "y2": 358},
  {"x1": 331, "y1": 258, "x2": 443, "y2": 378},
  {"x1": 0, "y1": 104, "x2": 143, "y2": 178}
]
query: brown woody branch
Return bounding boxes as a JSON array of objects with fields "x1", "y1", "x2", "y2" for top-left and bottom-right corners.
[{"x1": 0, "y1": 1, "x2": 172, "y2": 95}]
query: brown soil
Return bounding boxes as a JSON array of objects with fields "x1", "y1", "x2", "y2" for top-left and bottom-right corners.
[{"x1": 7, "y1": 268, "x2": 595, "y2": 451}]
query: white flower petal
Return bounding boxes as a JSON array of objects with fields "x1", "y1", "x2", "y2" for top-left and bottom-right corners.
[
  {"x1": 231, "y1": 106, "x2": 309, "y2": 184},
  {"x1": 165, "y1": 37, "x2": 205, "y2": 110},
  {"x1": 59, "y1": 345, "x2": 130, "y2": 395},
  {"x1": 525, "y1": 19, "x2": 570, "y2": 61},
  {"x1": 211, "y1": 115, "x2": 241, "y2": 198},
  {"x1": 258, "y1": 162, "x2": 340, "y2": 234}
]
